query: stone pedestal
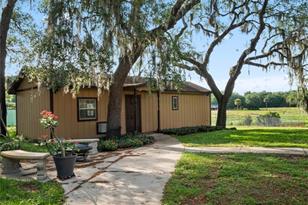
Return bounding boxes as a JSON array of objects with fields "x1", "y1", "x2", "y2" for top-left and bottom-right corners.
[
  {"x1": 36, "y1": 159, "x2": 48, "y2": 181},
  {"x1": 89, "y1": 142, "x2": 98, "y2": 155},
  {"x1": 1, "y1": 157, "x2": 21, "y2": 175}
]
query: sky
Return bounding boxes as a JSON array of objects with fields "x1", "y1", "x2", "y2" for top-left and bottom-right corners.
[{"x1": 5, "y1": 1, "x2": 297, "y2": 95}]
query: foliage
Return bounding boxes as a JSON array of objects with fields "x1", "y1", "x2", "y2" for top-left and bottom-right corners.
[
  {"x1": 256, "y1": 112, "x2": 281, "y2": 126},
  {"x1": 39, "y1": 110, "x2": 75, "y2": 156},
  {"x1": 0, "y1": 178, "x2": 64, "y2": 205},
  {"x1": 22, "y1": 0, "x2": 198, "y2": 94},
  {"x1": 0, "y1": 138, "x2": 19, "y2": 151},
  {"x1": 213, "y1": 91, "x2": 302, "y2": 110},
  {"x1": 98, "y1": 134, "x2": 155, "y2": 152},
  {"x1": 161, "y1": 126, "x2": 223, "y2": 136},
  {"x1": 117, "y1": 137, "x2": 144, "y2": 149},
  {"x1": 98, "y1": 139, "x2": 118, "y2": 152},
  {"x1": 176, "y1": 127, "x2": 308, "y2": 148},
  {"x1": 242, "y1": 115, "x2": 253, "y2": 126},
  {"x1": 162, "y1": 153, "x2": 308, "y2": 205},
  {"x1": 45, "y1": 137, "x2": 76, "y2": 157},
  {"x1": 212, "y1": 107, "x2": 308, "y2": 127}
]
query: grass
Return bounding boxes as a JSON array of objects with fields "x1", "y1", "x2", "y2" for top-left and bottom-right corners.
[
  {"x1": 0, "y1": 178, "x2": 64, "y2": 205},
  {"x1": 163, "y1": 153, "x2": 308, "y2": 205},
  {"x1": 177, "y1": 127, "x2": 308, "y2": 148},
  {"x1": 0, "y1": 126, "x2": 48, "y2": 152},
  {"x1": 211, "y1": 107, "x2": 308, "y2": 126}
]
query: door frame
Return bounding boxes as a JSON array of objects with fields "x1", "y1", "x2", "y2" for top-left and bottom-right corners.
[{"x1": 125, "y1": 93, "x2": 142, "y2": 134}]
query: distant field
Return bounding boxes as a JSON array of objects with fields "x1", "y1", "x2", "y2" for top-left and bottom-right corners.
[{"x1": 211, "y1": 107, "x2": 308, "y2": 127}]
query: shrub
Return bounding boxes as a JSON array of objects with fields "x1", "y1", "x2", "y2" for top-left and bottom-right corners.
[
  {"x1": 117, "y1": 137, "x2": 143, "y2": 148},
  {"x1": 161, "y1": 126, "x2": 221, "y2": 136},
  {"x1": 138, "y1": 135, "x2": 155, "y2": 145},
  {"x1": 98, "y1": 134, "x2": 155, "y2": 152},
  {"x1": 242, "y1": 115, "x2": 253, "y2": 126},
  {"x1": 256, "y1": 112, "x2": 281, "y2": 126},
  {"x1": 0, "y1": 140, "x2": 19, "y2": 151},
  {"x1": 97, "y1": 140, "x2": 118, "y2": 151}
]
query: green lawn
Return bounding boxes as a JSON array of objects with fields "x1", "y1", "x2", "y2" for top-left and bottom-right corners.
[
  {"x1": 163, "y1": 153, "x2": 308, "y2": 205},
  {"x1": 177, "y1": 127, "x2": 308, "y2": 148},
  {"x1": 212, "y1": 107, "x2": 308, "y2": 126},
  {"x1": 0, "y1": 178, "x2": 64, "y2": 205},
  {"x1": 0, "y1": 126, "x2": 47, "y2": 152}
]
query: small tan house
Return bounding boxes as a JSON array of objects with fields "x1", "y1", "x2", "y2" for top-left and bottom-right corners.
[{"x1": 9, "y1": 77, "x2": 211, "y2": 139}]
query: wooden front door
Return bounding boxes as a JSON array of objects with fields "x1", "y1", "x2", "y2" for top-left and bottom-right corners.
[{"x1": 125, "y1": 95, "x2": 141, "y2": 133}]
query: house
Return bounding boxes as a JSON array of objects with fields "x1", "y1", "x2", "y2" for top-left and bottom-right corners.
[{"x1": 8, "y1": 76, "x2": 211, "y2": 139}]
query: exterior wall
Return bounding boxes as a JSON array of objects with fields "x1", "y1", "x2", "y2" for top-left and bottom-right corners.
[
  {"x1": 15, "y1": 82, "x2": 210, "y2": 139},
  {"x1": 140, "y1": 92, "x2": 158, "y2": 133},
  {"x1": 16, "y1": 88, "x2": 50, "y2": 139},
  {"x1": 53, "y1": 88, "x2": 128, "y2": 139},
  {"x1": 159, "y1": 93, "x2": 210, "y2": 129}
]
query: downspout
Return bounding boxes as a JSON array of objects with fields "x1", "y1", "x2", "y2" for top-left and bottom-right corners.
[{"x1": 157, "y1": 91, "x2": 161, "y2": 132}]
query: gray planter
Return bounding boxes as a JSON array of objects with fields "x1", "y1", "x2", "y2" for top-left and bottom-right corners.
[{"x1": 53, "y1": 153, "x2": 76, "y2": 180}]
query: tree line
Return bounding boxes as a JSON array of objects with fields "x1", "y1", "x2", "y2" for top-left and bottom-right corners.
[
  {"x1": 212, "y1": 91, "x2": 300, "y2": 110},
  {"x1": 0, "y1": 0, "x2": 307, "y2": 136}
]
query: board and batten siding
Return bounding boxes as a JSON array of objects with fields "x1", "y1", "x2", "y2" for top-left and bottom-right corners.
[
  {"x1": 140, "y1": 92, "x2": 158, "y2": 133},
  {"x1": 16, "y1": 88, "x2": 50, "y2": 139},
  {"x1": 139, "y1": 92, "x2": 210, "y2": 132},
  {"x1": 53, "y1": 88, "x2": 128, "y2": 139},
  {"x1": 159, "y1": 93, "x2": 210, "y2": 129},
  {"x1": 15, "y1": 80, "x2": 210, "y2": 139}
]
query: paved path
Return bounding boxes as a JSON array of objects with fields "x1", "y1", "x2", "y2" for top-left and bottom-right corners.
[
  {"x1": 183, "y1": 146, "x2": 308, "y2": 156},
  {"x1": 63, "y1": 133, "x2": 183, "y2": 205}
]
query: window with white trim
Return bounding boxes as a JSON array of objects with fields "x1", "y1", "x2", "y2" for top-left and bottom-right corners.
[
  {"x1": 172, "y1": 96, "x2": 179, "y2": 110},
  {"x1": 78, "y1": 98, "x2": 97, "y2": 121}
]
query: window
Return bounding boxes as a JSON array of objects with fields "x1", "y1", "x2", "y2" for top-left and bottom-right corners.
[
  {"x1": 77, "y1": 98, "x2": 97, "y2": 121},
  {"x1": 172, "y1": 96, "x2": 179, "y2": 110}
]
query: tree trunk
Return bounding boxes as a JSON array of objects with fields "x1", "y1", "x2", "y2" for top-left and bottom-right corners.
[
  {"x1": 106, "y1": 55, "x2": 134, "y2": 137},
  {"x1": 0, "y1": 0, "x2": 16, "y2": 137},
  {"x1": 216, "y1": 98, "x2": 227, "y2": 128}
]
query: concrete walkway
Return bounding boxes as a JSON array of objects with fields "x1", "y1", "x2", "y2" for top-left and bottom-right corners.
[
  {"x1": 63, "y1": 133, "x2": 183, "y2": 205},
  {"x1": 183, "y1": 146, "x2": 308, "y2": 156}
]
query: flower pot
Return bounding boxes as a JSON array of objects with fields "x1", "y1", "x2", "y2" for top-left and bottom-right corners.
[{"x1": 53, "y1": 153, "x2": 76, "y2": 180}]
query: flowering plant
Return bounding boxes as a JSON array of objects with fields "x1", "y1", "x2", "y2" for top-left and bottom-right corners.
[
  {"x1": 40, "y1": 110, "x2": 59, "y2": 139},
  {"x1": 40, "y1": 110, "x2": 76, "y2": 157}
]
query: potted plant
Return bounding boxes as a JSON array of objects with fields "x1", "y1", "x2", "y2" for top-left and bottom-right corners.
[{"x1": 40, "y1": 110, "x2": 77, "y2": 180}]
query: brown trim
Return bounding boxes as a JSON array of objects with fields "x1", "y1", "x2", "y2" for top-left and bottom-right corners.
[
  {"x1": 15, "y1": 86, "x2": 38, "y2": 93},
  {"x1": 77, "y1": 97, "x2": 98, "y2": 122},
  {"x1": 49, "y1": 90, "x2": 54, "y2": 112},
  {"x1": 157, "y1": 91, "x2": 161, "y2": 132},
  {"x1": 209, "y1": 94, "x2": 212, "y2": 126},
  {"x1": 171, "y1": 96, "x2": 179, "y2": 110},
  {"x1": 134, "y1": 89, "x2": 137, "y2": 132},
  {"x1": 15, "y1": 95, "x2": 18, "y2": 135}
]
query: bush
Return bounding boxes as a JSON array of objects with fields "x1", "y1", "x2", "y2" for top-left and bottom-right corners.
[
  {"x1": 161, "y1": 126, "x2": 222, "y2": 136},
  {"x1": 242, "y1": 115, "x2": 253, "y2": 126},
  {"x1": 117, "y1": 137, "x2": 143, "y2": 148},
  {"x1": 0, "y1": 140, "x2": 19, "y2": 151},
  {"x1": 256, "y1": 112, "x2": 281, "y2": 126},
  {"x1": 98, "y1": 134, "x2": 155, "y2": 152},
  {"x1": 97, "y1": 140, "x2": 118, "y2": 151},
  {"x1": 138, "y1": 135, "x2": 155, "y2": 145}
]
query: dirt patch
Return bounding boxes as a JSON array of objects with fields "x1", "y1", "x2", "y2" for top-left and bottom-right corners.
[
  {"x1": 181, "y1": 195, "x2": 207, "y2": 205},
  {"x1": 21, "y1": 183, "x2": 39, "y2": 193}
]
